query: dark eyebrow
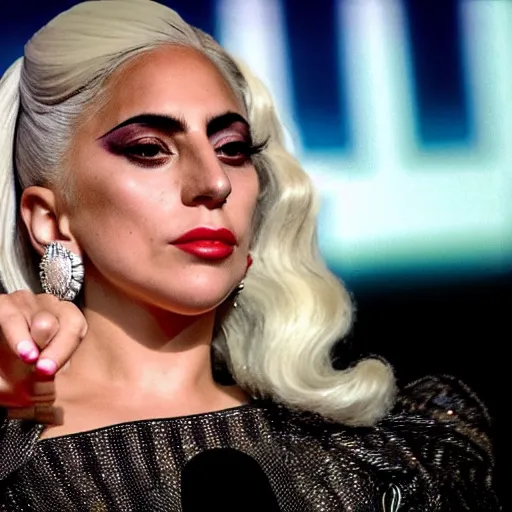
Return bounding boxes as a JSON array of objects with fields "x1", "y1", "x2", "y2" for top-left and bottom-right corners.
[
  {"x1": 206, "y1": 112, "x2": 250, "y2": 137},
  {"x1": 98, "y1": 111, "x2": 250, "y2": 140},
  {"x1": 98, "y1": 114, "x2": 188, "y2": 139}
]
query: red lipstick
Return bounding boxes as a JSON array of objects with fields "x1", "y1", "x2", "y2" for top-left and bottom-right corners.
[{"x1": 171, "y1": 227, "x2": 237, "y2": 260}]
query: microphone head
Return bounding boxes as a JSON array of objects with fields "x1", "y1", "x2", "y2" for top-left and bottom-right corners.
[{"x1": 181, "y1": 448, "x2": 282, "y2": 511}]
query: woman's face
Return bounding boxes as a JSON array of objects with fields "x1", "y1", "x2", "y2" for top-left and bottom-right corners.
[{"x1": 63, "y1": 45, "x2": 260, "y2": 314}]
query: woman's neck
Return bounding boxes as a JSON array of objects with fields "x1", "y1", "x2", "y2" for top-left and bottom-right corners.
[
  {"x1": 63, "y1": 278, "x2": 222, "y2": 399},
  {"x1": 40, "y1": 277, "x2": 248, "y2": 440}
]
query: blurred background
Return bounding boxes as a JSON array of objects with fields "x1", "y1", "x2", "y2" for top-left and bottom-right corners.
[{"x1": 1, "y1": 0, "x2": 509, "y2": 506}]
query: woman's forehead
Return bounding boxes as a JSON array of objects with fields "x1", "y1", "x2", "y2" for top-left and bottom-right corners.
[
  {"x1": 95, "y1": 45, "x2": 243, "y2": 122},
  {"x1": 72, "y1": 45, "x2": 245, "y2": 141}
]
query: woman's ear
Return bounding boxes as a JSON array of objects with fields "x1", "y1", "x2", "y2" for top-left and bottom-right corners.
[{"x1": 20, "y1": 186, "x2": 81, "y2": 257}]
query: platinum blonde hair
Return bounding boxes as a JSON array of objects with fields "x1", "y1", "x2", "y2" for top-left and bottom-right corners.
[{"x1": 0, "y1": 0, "x2": 395, "y2": 426}]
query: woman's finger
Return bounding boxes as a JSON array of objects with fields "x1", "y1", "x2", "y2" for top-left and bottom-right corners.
[
  {"x1": 30, "y1": 310, "x2": 60, "y2": 351},
  {"x1": 0, "y1": 296, "x2": 39, "y2": 364},
  {"x1": 34, "y1": 301, "x2": 87, "y2": 377}
]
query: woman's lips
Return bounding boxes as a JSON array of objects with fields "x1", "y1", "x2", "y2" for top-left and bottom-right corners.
[
  {"x1": 171, "y1": 227, "x2": 237, "y2": 260},
  {"x1": 174, "y1": 240, "x2": 234, "y2": 259}
]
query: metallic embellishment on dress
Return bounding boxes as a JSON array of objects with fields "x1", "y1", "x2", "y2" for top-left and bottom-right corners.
[
  {"x1": 382, "y1": 483, "x2": 402, "y2": 511},
  {"x1": 39, "y1": 242, "x2": 84, "y2": 301}
]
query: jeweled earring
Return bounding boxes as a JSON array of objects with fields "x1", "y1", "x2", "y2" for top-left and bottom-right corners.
[
  {"x1": 232, "y1": 281, "x2": 244, "y2": 309},
  {"x1": 39, "y1": 242, "x2": 84, "y2": 301},
  {"x1": 232, "y1": 254, "x2": 252, "y2": 308}
]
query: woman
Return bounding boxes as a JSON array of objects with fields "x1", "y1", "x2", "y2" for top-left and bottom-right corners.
[{"x1": 0, "y1": 1, "x2": 500, "y2": 510}]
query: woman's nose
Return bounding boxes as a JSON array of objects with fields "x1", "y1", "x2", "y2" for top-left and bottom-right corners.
[{"x1": 180, "y1": 142, "x2": 232, "y2": 209}]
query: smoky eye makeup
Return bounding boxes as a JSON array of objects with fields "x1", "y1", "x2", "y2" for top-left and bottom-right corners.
[
  {"x1": 99, "y1": 125, "x2": 172, "y2": 168},
  {"x1": 210, "y1": 124, "x2": 249, "y2": 149},
  {"x1": 210, "y1": 122, "x2": 267, "y2": 165},
  {"x1": 98, "y1": 114, "x2": 267, "y2": 168}
]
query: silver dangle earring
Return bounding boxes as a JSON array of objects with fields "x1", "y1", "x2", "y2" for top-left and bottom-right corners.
[
  {"x1": 39, "y1": 242, "x2": 84, "y2": 301},
  {"x1": 232, "y1": 281, "x2": 245, "y2": 308}
]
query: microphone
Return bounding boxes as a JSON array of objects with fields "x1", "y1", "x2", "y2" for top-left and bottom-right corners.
[{"x1": 181, "y1": 448, "x2": 282, "y2": 511}]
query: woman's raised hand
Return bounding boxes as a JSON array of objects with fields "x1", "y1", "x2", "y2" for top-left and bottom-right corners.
[{"x1": 0, "y1": 291, "x2": 87, "y2": 423}]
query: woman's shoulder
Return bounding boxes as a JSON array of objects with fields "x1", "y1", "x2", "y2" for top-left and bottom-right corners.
[
  {"x1": 393, "y1": 374, "x2": 492, "y2": 423},
  {"x1": 381, "y1": 374, "x2": 499, "y2": 509},
  {"x1": 271, "y1": 373, "x2": 493, "y2": 448},
  {"x1": 264, "y1": 373, "x2": 492, "y2": 436},
  {"x1": 261, "y1": 374, "x2": 500, "y2": 510},
  {"x1": 385, "y1": 374, "x2": 494, "y2": 455}
]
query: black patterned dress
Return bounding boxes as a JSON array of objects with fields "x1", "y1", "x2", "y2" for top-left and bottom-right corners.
[{"x1": 0, "y1": 376, "x2": 501, "y2": 511}]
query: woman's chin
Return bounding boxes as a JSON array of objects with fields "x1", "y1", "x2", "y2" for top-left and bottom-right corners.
[{"x1": 140, "y1": 290, "x2": 234, "y2": 317}]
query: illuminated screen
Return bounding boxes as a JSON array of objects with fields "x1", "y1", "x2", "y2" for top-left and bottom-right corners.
[{"x1": 2, "y1": 0, "x2": 511, "y2": 287}]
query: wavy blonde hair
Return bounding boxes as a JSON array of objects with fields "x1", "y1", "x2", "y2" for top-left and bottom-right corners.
[{"x1": 0, "y1": 0, "x2": 395, "y2": 426}]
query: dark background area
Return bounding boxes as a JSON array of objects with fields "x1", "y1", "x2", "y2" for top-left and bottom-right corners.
[{"x1": 351, "y1": 275, "x2": 509, "y2": 508}]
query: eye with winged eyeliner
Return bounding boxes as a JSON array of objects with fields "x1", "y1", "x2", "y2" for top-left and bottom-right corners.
[
  {"x1": 100, "y1": 128, "x2": 173, "y2": 168},
  {"x1": 98, "y1": 112, "x2": 267, "y2": 167}
]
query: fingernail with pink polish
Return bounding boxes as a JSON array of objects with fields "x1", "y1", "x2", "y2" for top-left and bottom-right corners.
[
  {"x1": 17, "y1": 340, "x2": 39, "y2": 363},
  {"x1": 35, "y1": 358, "x2": 58, "y2": 376}
]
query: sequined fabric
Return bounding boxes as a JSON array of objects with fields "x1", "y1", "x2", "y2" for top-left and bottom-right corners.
[{"x1": 0, "y1": 375, "x2": 500, "y2": 511}]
